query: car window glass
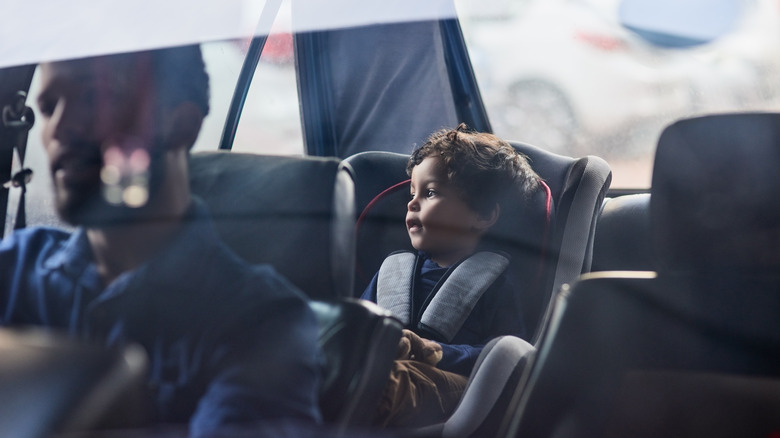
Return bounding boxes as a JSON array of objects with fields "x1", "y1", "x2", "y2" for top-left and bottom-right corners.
[
  {"x1": 456, "y1": 0, "x2": 780, "y2": 188},
  {"x1": 193, "y1": 41, "x2": 245, "y2": 152},
  {"x1": 232, "y1": 1, "x2": 304, "y2": 155},
  {"x1": 15, "y1": 67, "x2": 74, "y2": 232}
]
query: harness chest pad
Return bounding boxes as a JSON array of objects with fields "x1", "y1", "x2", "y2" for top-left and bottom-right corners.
[
  {"x1": 377, "y1": 252, "x2": 417, "y2": 325},
  {"x1": 421, "y1": 252, "x2": 509, "y2": 342},
  {"x1": 377, "y1": 251, "x2": 510, "y2": 342}
]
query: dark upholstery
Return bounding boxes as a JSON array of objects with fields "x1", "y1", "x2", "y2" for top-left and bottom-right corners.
[
  {"x1": 503, "y1": 113, "x2": 780, "y2": 438},
  {"x1": 0, "y1": 328, "x2": 147, "y2": 438},
  {"x1": 344, "y1": 143, "x2": 610, "y2": 342},
  {"x1": 345, "y1": 151, "x2": 413, "y2": 292},
  {"x1": 189, "y1": 151, "x2": 355, "y2": 299},
  {"x1": 505, "y1": 272, "x2": 780, "y2": 438},
  {"x1": 310, "y1": 299, "x2": 402, "y2": 428},
  {"x1": 591, "y1": 193, "x2": 653, "y2": 272},
  {"x1": 651, "y1": 113, "x2": 780, "y2": 272}
]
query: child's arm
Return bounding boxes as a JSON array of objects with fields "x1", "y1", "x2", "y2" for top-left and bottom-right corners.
[{"x1": 437, "y1": 343, "x2": 483, "y2": 376}]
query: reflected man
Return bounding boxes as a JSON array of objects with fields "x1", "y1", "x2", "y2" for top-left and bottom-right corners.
[{"x1": 0, "y1": 46, "x2": 322, "y2": 436}]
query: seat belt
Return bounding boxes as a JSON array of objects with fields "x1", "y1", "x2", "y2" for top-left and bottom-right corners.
[
  {"x1": 2, "y1": 91, "x2": 35, "y2": 230},
  {"x1": 4, "y1": 167, "x2": 33, "y2": 230},
  {"x1": 1, "y1": 76, "x2": 36, "y2": 233}
]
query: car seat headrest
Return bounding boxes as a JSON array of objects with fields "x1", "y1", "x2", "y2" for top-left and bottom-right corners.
[
  {"x1": 189, "y1": 152, "x2": 353, "y2": 299},
  {"x1": 480, "y1": 178, "x2": 553, "y2": 265},
  {"x1": 651, "y1": 113, "x2": 780, "y2": 272}
]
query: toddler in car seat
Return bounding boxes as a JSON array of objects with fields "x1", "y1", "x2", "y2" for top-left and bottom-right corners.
[{"x1": 361, "y1": 123, "x2": 541, "y2": 428}]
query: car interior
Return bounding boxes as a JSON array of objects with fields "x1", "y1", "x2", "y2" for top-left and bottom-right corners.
[{"x1": 1, "y1": 0, "x2": 779, "y2": 436}]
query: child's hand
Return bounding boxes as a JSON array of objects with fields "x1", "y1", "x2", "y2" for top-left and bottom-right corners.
[
  {"x1": 397, "y1": 329, "x2": 443, "y2": 365},
  {"x1": 396, "y1": 333, "x2": 412, "y2": 360}
]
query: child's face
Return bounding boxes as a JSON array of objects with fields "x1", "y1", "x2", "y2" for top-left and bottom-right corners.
[{"x1": 407, "y1": 156, "x2": 488, "y2": 267}]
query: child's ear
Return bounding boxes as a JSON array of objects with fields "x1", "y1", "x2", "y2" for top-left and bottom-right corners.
[{"x1": 475, "y1": 204, "x2": 500, "y2": 232}]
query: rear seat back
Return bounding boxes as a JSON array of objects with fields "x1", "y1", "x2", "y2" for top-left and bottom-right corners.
[
  {"x1": 592, "y1": 193, "x2": 653, "y2": 272},
  {"x1": 189, "y1": 151, "x2": 355, "y2": 300}
]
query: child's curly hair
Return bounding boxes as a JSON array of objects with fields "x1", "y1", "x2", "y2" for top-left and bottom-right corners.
[{"x1": 407, "y1": 123, "x2": 541, "y2": 217}]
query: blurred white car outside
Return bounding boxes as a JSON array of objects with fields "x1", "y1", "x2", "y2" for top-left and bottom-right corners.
[{"x1": 460, "y1": 0, "x2": 692, "y2": 156}]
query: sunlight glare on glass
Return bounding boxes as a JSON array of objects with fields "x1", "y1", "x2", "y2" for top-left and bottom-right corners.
[{"x1": 0, "y1": 0, "x2": 457, "y2": 69}]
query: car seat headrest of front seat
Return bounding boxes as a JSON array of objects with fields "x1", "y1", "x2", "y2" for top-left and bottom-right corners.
[{"x1": 651, "y1": 112, "x2": 780, "y2": 272}]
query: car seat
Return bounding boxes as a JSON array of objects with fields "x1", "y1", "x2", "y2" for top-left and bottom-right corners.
[
  {"x1": 344, "y1": 142, "x2": 611, "y2": 342},
  {"x1": 189, "y1": 151, "x2": 355, "y2": 300},
  {"x1": 501, "y1": 113, "x2": 780, "y2": 438},
  {"x1": 343, "y1": 144, "x2": 609, "y2": 437}
]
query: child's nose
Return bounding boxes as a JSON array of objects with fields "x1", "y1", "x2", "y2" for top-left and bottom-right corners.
[{"x1": 407, "y1": 197, "x2": 419, "y2": 212}]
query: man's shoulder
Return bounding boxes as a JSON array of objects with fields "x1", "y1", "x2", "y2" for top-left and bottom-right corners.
[
  {"x1": 165, "y1": 199, "x2": 315, "y2": 318},
  {"x1": 0, "y1": 226, "x2": 73, "y2": 254},
  {"x1": 239, "y1": 262, "x2": 311, "y2": 305},
  {"x1": 0, "y1": 227, "x2": 80, "y2": 286},
  {"x1": 178, "y1": 230, "x2": 310, "y2": 307}
]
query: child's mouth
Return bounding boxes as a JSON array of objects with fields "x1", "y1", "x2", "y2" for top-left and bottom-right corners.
[{"x1": 407, "y1": 219, "x2": 422, "y2": 233}]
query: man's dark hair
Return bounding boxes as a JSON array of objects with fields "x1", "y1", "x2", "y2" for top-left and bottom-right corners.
[
  {"x1": 95, "y1": 44, "x2": 210, "y2": 118},
  {"x1": 407, "y1": 123, "x2": 541, "y2": 217},
  {"x1": 150, "y1": 44, "x2": 210, "y2": 117}
]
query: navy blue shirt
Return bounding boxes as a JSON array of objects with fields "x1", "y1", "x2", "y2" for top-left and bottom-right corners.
[
  {"x1": 0, "y1": 200, "x2": 322, "y2": 436},
  {"x1": 362, "y1": 251, "x2": 526, "y2": 376}
]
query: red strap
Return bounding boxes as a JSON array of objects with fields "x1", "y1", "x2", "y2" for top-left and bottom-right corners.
[
  {"x1": 355, "y1": 179, "x2": 411, "y2": 232},
  {"x1": 534, "y1": 180, "x2": 554, "y2": 291}
]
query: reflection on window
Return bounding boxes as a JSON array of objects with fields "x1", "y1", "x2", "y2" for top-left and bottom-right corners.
[
  {"x1": 456, "y1": 0, "x2": 780, "y2": 188},
  {"x1": 232, "y1": 1, "x2": 304, "y2": 156},
  {"x1": 193, "y1": 41, "x2": 244, "y2": 152},
  {"x1": 12, "y1": 68, "x2": 66, "y2": 231},
  {"x1": 194, "y1": 29, "x2": 304, "y2": 156},
  {"x1": 16, "y1": 41, "x2": 246, "y2": 231}
]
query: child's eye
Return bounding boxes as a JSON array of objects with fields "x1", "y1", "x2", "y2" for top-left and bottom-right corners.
[{"x1": 425, "y1": 189, "x2": 436, "y2": 198}]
